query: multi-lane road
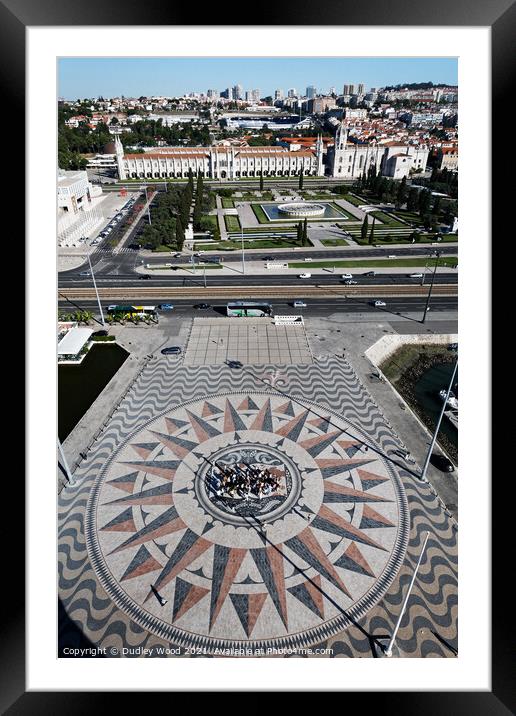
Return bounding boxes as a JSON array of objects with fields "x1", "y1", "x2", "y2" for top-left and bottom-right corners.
[{"x1": 58, "y1": 295, "x2": 457, "y2": 320}]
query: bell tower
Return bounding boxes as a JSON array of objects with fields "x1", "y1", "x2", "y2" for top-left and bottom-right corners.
[
  {"x1": 331, "y1": 120, "x2": 348, "y2": 177},
  {"x1": 315, "y1": 134, "x2": 324, "y2": 176},
  {"x1": 114, "y1": 134, "x2": 126, "y2": 180}
]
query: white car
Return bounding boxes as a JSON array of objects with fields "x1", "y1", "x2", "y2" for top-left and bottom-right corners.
[
  {"x1": 341, "y1": 273, "x2": 353, "y2": 279},
  {"x1": 374, "y1": 300, "x2": 386, "y2": 307},
  {"x1": 293, "y1": 301, "x2": 307, "y2": 308},
  {"x1": 303, "y1": 257, "x2": 313, "y2": 262},
  {"x1": 299, "y1": 273, "x2": 312, "y2": 279},
  {"x1": 409, "y1": 273, "x2": 424, "y2": 278}
]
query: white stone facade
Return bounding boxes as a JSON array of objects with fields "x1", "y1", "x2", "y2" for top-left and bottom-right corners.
[
  {"x1": 115, "y1": 135, "x2": 323, "y2": 180},
  {"x1": 328, "y1": 122, "x2": 429, "y2": 180},
  {"x1": 57, "y1": 170, "x2": 104, "y2": 247}
]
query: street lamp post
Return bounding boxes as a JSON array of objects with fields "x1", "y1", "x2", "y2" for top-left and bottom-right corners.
[
  {"x1": 87, "y1": 254, "x2": 105, "y2": 327},
  {"x1": 383, "y1": 531, "x2": 430, "y2": 657},
  {"x1": 422, "y1": 251, "x2": 440, "y2": 323},
  {"x1": 203, "y1": 265, "x2": 207, "y2": 288},
  {"x1": 420, "y1": 253, "x2": 432, "y2": 286},
  {"x1": 420, "y1": 358, "x2": 458, "y2": 482},
  {"x1": 58, "y1": 439, "x2": 75, "y2": 486},
  {"x1": 241, "y1": 227, "x2": 246, "y2": 275}
]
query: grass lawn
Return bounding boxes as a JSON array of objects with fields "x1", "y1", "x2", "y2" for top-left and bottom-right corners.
[
  {"x1": 320, "y1": 238, "x2": 349, "y2": 246},
  {"x1": 251, "y1": 204, "x2": 270, "y2": 224},
  {"x1": 152, "y1": 245, "x2": 177, "y2": 252},
  {"x1": 239, "y1": 226, "x2": 297, "y2": 234},
  {"x1": 197, "y1": 237, "x2": 306, "y2": 250},
  {"x1": 221, "y1": 197, "x2": 235, "y2": 209},
  {"x1": 339, "y1": 193, "x2": 367, "y2": 206},
  {"x1": 224, "y1": 215, "x2": 241, "y2": 231},
  {"x1": 289, "y1": 257, "x2": 458, "y2": 269},
  {"x1": 369, "y1": 210, "x2": 406, "y2": 227},
  {"x1": 392, "y1": 210, "x2": 424, "y2": 225}
]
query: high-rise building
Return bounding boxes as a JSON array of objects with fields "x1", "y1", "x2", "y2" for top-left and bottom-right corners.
[
  {"x1": 287, "y1": 88, "x2": 297, "y2": 98},
  {"x1": 343, "y1": 84, "x2": 350, "y2": 95},
  {"x1": 348, "y1": 84, "x2": 355, "y2": 95},
  {"x1": 207, "y1": 89, "x2": 219, "y2": 99},
  {"x1": 306, "y1": 85, "x2": 317, "y2": 99},
  {"x1": 274, "y1": 89, "x2": 284, "y2": 101},
  {"x1": 246, "y1": 89, "x2": 260, "y2": 103},
  {"x1": 232, "y1": 84, "x2": 243, "y2": 100},
  {"x1": 220, "y1": 88, "x2": 230, "y2": 99},
  {"x1": 358, "y1": 83, "x2": 365, "y2": 95}
]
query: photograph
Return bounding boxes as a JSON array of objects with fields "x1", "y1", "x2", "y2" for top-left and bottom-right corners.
[{"x1": 56, "y1": 55, "x2": 460, "y2": 660}]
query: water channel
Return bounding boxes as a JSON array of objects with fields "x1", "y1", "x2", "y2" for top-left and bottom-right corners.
[{"x1": 58, "y1": 343, "x2": 129, "y2": 441}]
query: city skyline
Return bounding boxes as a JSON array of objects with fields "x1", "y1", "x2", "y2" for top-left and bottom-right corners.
[{"x1": 58, "y1": 57, "x2": 457, "y2": 100}]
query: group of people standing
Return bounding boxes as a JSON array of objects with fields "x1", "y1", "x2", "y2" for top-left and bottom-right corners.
[{"x1": 213, "y1": 462, "x2": 280, "y2": 500}]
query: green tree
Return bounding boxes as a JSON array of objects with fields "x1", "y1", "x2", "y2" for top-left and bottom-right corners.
[
  {"x1": 303, "y1": 218, "x2": 308, "y2": 246},
  {"x1": 298, "y1": 169, "x2": 304, "y2": 190},
  {"x1": 361, "y1": 215, "x2": 369, "y2": 243},
  {"x1": 432, "y1": 197, "x2": 442, "y2": 215},
  {"x1": 407, "y1": 187, "x2": 419, "y2": 213},
  {"x1": 396, "y1": 177, "x2": 408, "y2": 209},
  {"x1": 368, "y1": 217, "x2": 376, "y2": 245},
  {"x1": 297, "y1": 222, "x2": 303, "y2": 244},
  {"x1": 259, "y1": 169, "x2": 264, "y2": 191},
  {"x1": 175, "y1": 215, "x2": 184, "y2": 250},
  {"x1": 418, "y1": 188, "x2": 432, "y2": 218}
]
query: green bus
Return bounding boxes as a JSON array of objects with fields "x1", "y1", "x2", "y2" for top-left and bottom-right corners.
[
  {"x1": 226, "y1": 302, "x2": 272, "y2": 317},
  {"x1": 107, "y1": 304, "x2": 157, "y2": 318}
]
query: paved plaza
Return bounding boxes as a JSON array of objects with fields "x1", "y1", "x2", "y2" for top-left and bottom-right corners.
[
  {"x1": 58, "y1": 350, "x2": 458, "y2": 658},
  {"x1": 183, "y1": 318, "x2": 313, "y2": 366}
]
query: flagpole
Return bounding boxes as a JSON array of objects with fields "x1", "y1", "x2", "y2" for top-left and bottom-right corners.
[{"x1": 384, "y1": 531, "x2": 430, "y2": 657}]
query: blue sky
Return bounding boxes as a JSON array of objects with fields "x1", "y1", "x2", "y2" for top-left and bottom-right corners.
[{"x1": 58, "y1": 57, "x2": 457, "y2": 100}]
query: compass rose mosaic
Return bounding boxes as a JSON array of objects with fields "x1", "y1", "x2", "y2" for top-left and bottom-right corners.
[{"x1": 86, "y1": 392, "x2": 409, "y2": 652}]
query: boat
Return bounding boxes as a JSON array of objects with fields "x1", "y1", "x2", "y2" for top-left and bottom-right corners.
[{"x1": 439, "y1": 389, "x2": 458, "y2": 410}]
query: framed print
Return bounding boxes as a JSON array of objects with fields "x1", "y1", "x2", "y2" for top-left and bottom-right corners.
[{"x1": 9, "y1": 0, "x2": 511, "y2": 708}]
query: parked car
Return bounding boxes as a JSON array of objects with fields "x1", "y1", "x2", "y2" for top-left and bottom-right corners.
[
  {"x1": 341, "y1": 273, "x2": 353, "y2": 279},
  {"x1": 158, "y1": 304, "x2": 174, "y2": 310},
  {"x1": 374, "y1": 300, "x2": 386, "y2": 307},
  {"x1": 193, "y1": 303, "x2": 211, "y2": 310},
  {"x1": 430, "y1": 454, "x2": 455, "y2": 472},
  {"x1": 293, "y1": 300, "x2": 307, "y2": 308},
  {"x1": 161, "y1": 346, "x2": 182, "y2": 355},
  {"x1": 299, "y1": 273, "x2": 312, "y2": 279}
]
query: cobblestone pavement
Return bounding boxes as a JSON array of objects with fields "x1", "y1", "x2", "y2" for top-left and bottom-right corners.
[
  {"x1": 183, "y1": 318, "x2": 312, "y2": 366},
  {"x1": 58, "y1": 351, "x2": 457, "y2": 658}
]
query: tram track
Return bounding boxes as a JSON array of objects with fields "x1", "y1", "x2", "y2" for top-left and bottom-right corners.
[{"x1": 59, "y1": 283, "x2": 458, "y2": 301}]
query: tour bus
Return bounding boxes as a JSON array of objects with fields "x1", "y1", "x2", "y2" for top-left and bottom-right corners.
[
  {"x1": 226, "y1": 302, "x2": 273, "y2": 317},
  {"x1": 107, "y1": 304, "x2": 158, "y2": 319}
]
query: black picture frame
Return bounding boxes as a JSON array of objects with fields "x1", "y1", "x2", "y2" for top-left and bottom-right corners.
[{"x1": 9, "y1": 0, "x2": 509, "y2": 709}]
